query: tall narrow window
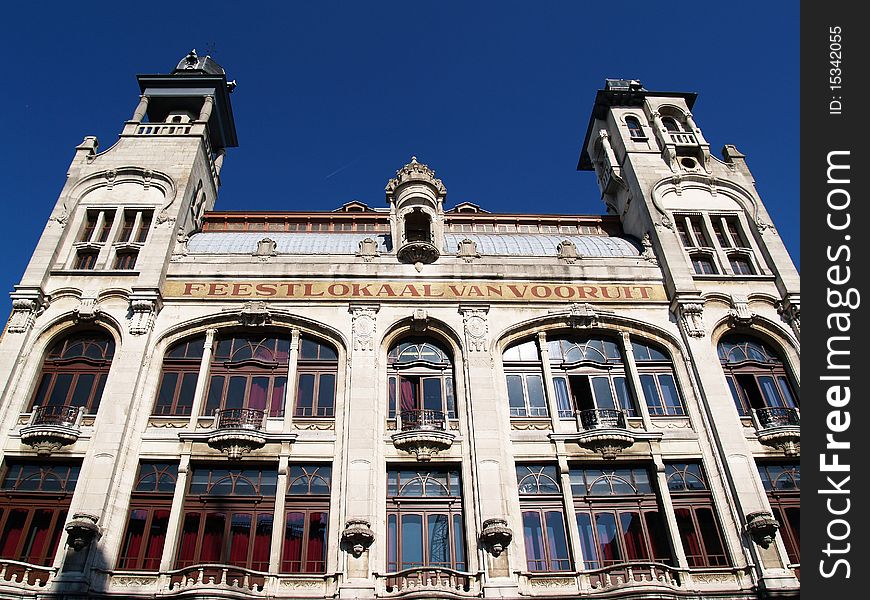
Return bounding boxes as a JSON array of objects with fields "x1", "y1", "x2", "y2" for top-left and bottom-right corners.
[
  {"x1": 757, "y1": 464, "x2": 799, "y2": 565},
  {"x1": 503, "y1": 339, "x2": 552, "y2": 418},
  {"x1": 675, "y1": 214, "x2": 719, "y2": 275},
  {"x1": 0, "y1": 461, "x2": 80, "y2": 566},
  {"x1": 282, "y1": 465, "x2": 331, "y2": 573},
  {"x1": 548, "y1": 336, "x2": 637, "y2": 419},
  {"x1": 74, "y1": 250, "x2": 99, "y2": 270},
  {"x1": 118, "y1": 463, "x2": 177, "y2": 570},
  {"x1": 516, "y1": 465, "x2": 571, "y2": 572},
  {"x1": 625, "y1": 116, "x2": 646, "y2": 140},
  {"x1": 294, "y1": 337, "x2": 338, "y2": 418},
  {"x1": 29, "y1": 330, "x2": 115, "y2": 416},
  {"x1": 153, "y1": 336, "x2": 205, "y2": 416},
  {"x1": 388, "y1": 339, "x2": 456, "y2": 426},
  {"x1": 718, "y1": 335, "x2": 798, "y2": 417},
  {"x1": 661, "y1": 117, "x2": 681, "y2": 132},
  {"x1": 386, "y1": 468, "x2": 466, "y2": 572},
  {"x1": 632, "y1": 340, "x2": 686, "y2": 416},
  {"x1": 176, "y1": 466, "x2": 277, "y2": 571},
  {"x1": 666, "y1": 463, "x2": 729, "y2": 567},
  {"x1": 114, "y1": 251, "x2": 138, "y2": 270},
  {"x1": 570, "y1": 466, "x2": 672, "y2": 569},
  {"x1": 205, "y1": 334, "x2": 291, "y2": 418}
]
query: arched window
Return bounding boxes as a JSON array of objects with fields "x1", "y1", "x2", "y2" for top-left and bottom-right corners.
[
  {"x1": 282, "y1": 465, "x2": 331, "y2": 573},
  {"x1": 404, "y1": 211, "x2": 432, "y2": 243},
  {"x1": 205, "y1": 333, "x2": 292, "y2": 418},
  {"x1": 29, "y1": 330, "x2": 115, "y2": 415},
  {"x1": 294, "y1": 337, "x2": 338, "y2": 418},
  {"x1": 547, "y1": 335, "x2": 637, "y2": 417},
  {"x1": 661, "y1": 116, "x2": 681, "y2": 132},
  {"x1": 632, "y1": 340, "x2": 686, "y2": 416},
  {"x1": 757, "y1": 463, "x2": 800, "y2": 565},
  {"x1": 154, "y1": 336, "x2": 205, "y2": 416},
  {"x1": 625, "y1": 116, "x2": 645, "y2": 140},
  {"x1": 387, "y1": 338, "x2": 456, "y2": 424},
  {"x1": 718, "y1": 335, "x2": 798, "y2": 417},
  {"x1": 503, "y1": 339, "x2": 552, "y2": 418},
  {"x1": 516, "y1": 465, "x2": 571, "y2": 571}
]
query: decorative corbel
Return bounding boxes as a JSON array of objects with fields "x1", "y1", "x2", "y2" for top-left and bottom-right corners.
[
  {"x1": 479, "y1": 518, "x2": 513, "y2": 557},
  {"x1": 341, "y1": 518, "x2": 375, "y2": 557},
  {"x1": 778, "y1": 297, "x2": 800, "y2": 338},
  {"x1": 745, "y1": 511, "x2": 779, "y2": 549},
  {"x1": 675, "y1": 301, "x2": 706, "y2": 338},
  {"x1": 728, "y1": 296, "x2": 755, "y2": 328},
  {"x1": 7, "y1": 290, "x2": 48, "y2": 334}
]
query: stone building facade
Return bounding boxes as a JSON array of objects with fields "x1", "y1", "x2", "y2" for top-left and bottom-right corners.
[{"x1": 0, "y1": 55, "x2": 800, "y2": 599}]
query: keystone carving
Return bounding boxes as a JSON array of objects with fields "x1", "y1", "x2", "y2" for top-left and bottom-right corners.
[
  {"x1": 410, "y1": 309, "x2": 429, "y2": 332},
  {"x1": 567, "y1": 303, "x2": 597, "y2": 328},
  {"x1": 73, "y1": 298, "x2": 101, "y2": 323},
  {"x1": 778, "y1": 298, "x2": 800, "y2": 338},
  {"x1": 239, "y1": 301, "x2": 271, "y2": 326},
  {"x1": 728, "y1": 297, "x2": 755, "y2": 327}
]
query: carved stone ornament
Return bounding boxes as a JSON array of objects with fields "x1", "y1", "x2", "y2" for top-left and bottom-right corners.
[
  {"x1": 567, "y1": 303, "x2": 598, "y2": 328},
  {"x1": 391, "y1": 429, "x2": 455, "y2": 461},
  {"x1": 254, "y1": 237, "x2": 277, "y2": 260},
  {"x1": 557, "y1": 240, "x2": 580, "y2": 264},
  {"x1": 385, "y1": 156, "x2": 447, "y2": 197},
  {"x1": 207, "y1": 430, "x2": 267, "y2": 460},
  {"x1": 239, "y1": 301, "x2": 271, "y2": 326},
  {"x1": 356, "y1": 238, "x2": 381, "y2": 262},
  {"x1": 65, "y1": 513, "x2": 101, "y2": 551},
  {"x1": 745, "y1": 511, "x2": 779, "y2": 548},
  {"x1": 397, "y1": 240, "x2": 440, "y2": 268},
  {"x1": 677, "y1": 302, "x2": 705, "y2": 338},
  {"x1": 479, "y1": 518, "x2": 513, "y2": 557},
  {"x1": 350, "y1": 305, "x2": 379, "y2": 351},
  {"x1": 171, "y1": 232, "x2": 190, "y2": 261},
  {"x1": 778, "y1": 298, "x2": 800, "y2": 338},
  {"x1": 410, "y1": 308, "x2": 429, "y2": 332},
  {"x1": 456, "y1": 238, "x2": 480, "y2": 263},
  {"x1": 73, "y1": 298, "x2": 101, "y2": 323},
  {"x1": 460, "y1": 306, "x2": 489, "y2": 352},
  {"x1": 341, "y1": 518, "x2": 376, "y2": 557},
  {"x1": 7, "y1": 297, "x2": 45, "y2": 333},
  {"x1": 641, "y1": 233, "x2": 658, "y2": 264},
  {"x1": 728, "y1": 297, "x2": 755, "y2": 327},
  {"x1": 129, "y1": 299, "x2": 158, "y2": 335}
]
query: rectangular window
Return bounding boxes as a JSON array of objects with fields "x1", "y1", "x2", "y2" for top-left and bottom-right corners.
[
  {"x1": 666, "y1": 463, "x2": 729, "y2": 567},
  {"x1": 74, "y1": 251, "x2": 98, "y2": 270},
  {"x1": 114, "y1": 251, "x2": 138, "y2": 270},
  {"x1": 758, "y1": 464, "x2": 800, "y2": 564},
  {"x1": 0, "y1": 461, "x2": 80, "y2": 566},
  {"x1": 516, "y1": 465, "x2": 571, "y2": 572}
]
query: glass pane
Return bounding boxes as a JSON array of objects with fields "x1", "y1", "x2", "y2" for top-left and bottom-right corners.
[
  {"x1": 155, "y1": 372, "x2": 179, "y2": 414},
  {"x1": 48, "y1": 373, "x2": 73, "y2": 405},
  {"x1": 228, "y1": 513, "x2": 252, "y2": 565},
  {"x1": 177, "y1": 513, "x2": 201, "y2": 567},
  {"x1": 144, "y1": 509, "x2": 170, "y2": 570},
  {"x1": 658, "y1": 374, "x2": 684, "y2": 415},
  {"x1": 640, "y1": 374, "x2": 663, "y2": 415},
  {"x1": 226, "y1": 377, "x2": 247, "y2": 409},
  {"x1": 300, "y1": 339, "x2": 319, "y2": 360},
  {"x1": 576, "y1": 512, "x2": 599, "y2": 569},
  {"x1": 554, "y1": 377, "x2": 573, "y2": 417},
  {"x1": 31, "y1": 373, "x2": 52, "y2": 407},
  {"x1": 178, "y1": 373, "x2": 198, "y2": 415},
  {"x1": 428, "y1": 514, "x2": 450, "y2": 566},
  {"x1": 645, "y1": 511, "x2": 672, "y2": 564},
  {"x1": 201, "y1": 513, "x2": 226, "y2": 562},
  {"x1": 119, "y1": 509, "x2": 147, "y2": 568},
  {"x1": 726, "y1": 376, "x2": 747, "y2": 416},
  {"x1": 306, "y1": 511, "x2": 327, "y2": 572},
  {"x1": 270, "y1": 376, "x2": 286, "y2": 418},
  {"x1": 296, "y1": 374, "x2": 315, "y2": 415},
  {"x1": 591, "y1": 377, "x2": 616, "y2": 410},
  {"x1": 526, "y1": 375, "x2": 547, "y2": 415},
  {"x1": 696, "y1": 508, "x2": 726, "y2": 566},
  {"x1": 777, "y1": 376, "x2": 798, "y2": 408},
  {"x1": 545, "y1": 511, "x2": 570, "y2": 570},
  {"x1": 69, "y1": 374, "x2": 95, "y2": 408},
  {"x1": 399, "y1": 377, "x2": 418, "y2": 411},
  {"x1": 595, "y1": 512, "x2": 621, "y2": 565},
  {"x1": 388, "y1": 377, "x2": 397, "y2": 419},
  {"x1": 422, "y1": 378, "x2": 442, "y2": 412},
  {"x1": 249, "y1": 377, "x2": 269, "y2": 411},
  {"x1": 22, "y1": 509, "x2": 54, "y2": 563},
  {"x1": 317, "y1": 374, "x2": 335, "y2": 416},
  {"x1": 613, "y1": 376, "x2": 633, "y2": 415},
  {"x1": 758, "y1": 376, "x2": 784, "y2": 408},
  {"x1": 0, "y1": 509, "x2": 27, "y2": 557},
  {"x1": 387, "y1": 514, "x2": 398, "y2": 572},
  {"x1": 784, "y1": 506, "x2": 800, "y2": 562},
  {"x1": 445, "y1": 377, "x2": 456, "y2": 418},
  {"x1": 522, "y1": 511, "x2": 546, "y2": 571},
  {"x1": 205, "y1": 376, "x2": 225, "y2": 414},
  {"x1": 674, "y1": 508, "x2": 703, "y2": 567},
  {"x1": 507, "y1": 375, "x2": 526, "y2": 416},
  {"x1": 282, "y1": 512, "x2": 304, "y2": 572},
  {"x1": 619, "y1": 512, "x2": 649, "y2": 561},
  {"x1": 401, "y1": 514, "x2": 423, "y2": 569},
  {"x1": 453, "y1": 514, "x2": 466, "y2": 571}
]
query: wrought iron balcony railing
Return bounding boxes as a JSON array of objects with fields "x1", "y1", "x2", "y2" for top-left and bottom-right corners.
[
  {"x1": 30, "y1": 405, "x2": 84, "y2": 427},
  {"x1": 399, "y1": 409, "x2": 447, "y2": 432},
  {"x1": 213, "y1": 408, "x2": 266, "y2": 431},
  {"x1": 755, "y1": 406, "x2": 800, "y2": 428},
  {"x1": 577, "y1": 408, "x2": 628, "y2": 431}
]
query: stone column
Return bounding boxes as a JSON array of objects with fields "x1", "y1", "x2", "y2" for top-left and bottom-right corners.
[
  {"x1": 187, "y1": 329, "x2": 216, "y2": 428},
  {"x1": 537, "y1": 332, "x2": 567, "y2": 432},
  {"x1": 282, "y1": 328, "x2": 300, "y2": 430},
  {"x1": 652, "y1": 455, "x2": 689, "y2": 568},
  {"x1": 270, "y1": 454, "x2": 290, "y2": 573},
  {"x1": 159, "y1": 452, "x2": 191, "y2": 571},
  {"x1": 131, "y1": 95, "x2": 149, "y2": 122},
  {"x1": 198, "y1": 95, "x2": 214, "y2": 122}
]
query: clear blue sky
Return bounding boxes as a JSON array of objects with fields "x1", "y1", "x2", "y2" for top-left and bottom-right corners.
[{"x1": 0, "y1": 2, "x2": 799, "y2": 315}]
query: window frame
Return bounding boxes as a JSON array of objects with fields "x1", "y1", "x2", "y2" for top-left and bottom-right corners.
[
  {"x1": 387, "y1": 339, "x2": 457, "y2": 422},
  {"x1": 665, "y1": 463, "x2": 730, "y2": 568},
  {"x1": 516, "y1": 465, "x2": 572, "y2": 572},
  {"x1": 117, "y1": 463, "x2": 178, "y2": 570},
  {"x1": 282, "y1": 465, "x2": 331, "y2": 573}
]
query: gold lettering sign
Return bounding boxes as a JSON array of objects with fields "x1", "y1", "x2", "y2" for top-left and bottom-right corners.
[{"x1": 164, "y1": 280, "x2": 667, "y2": 302}]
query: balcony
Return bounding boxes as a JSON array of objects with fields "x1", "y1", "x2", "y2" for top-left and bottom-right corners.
[
  {"x1": 0, "y1": 560, "x2": 56, "y2": 591},
  {"x1": 375, "y1": 568, "x2": 482, "y2": 598},
  {"x1": 667, "y1": 131, "x2": 698, "y2": 146},
  {"x1": 397, "y1": 240, "x2": 440, "y2": 265},
  {"x1": 571, "y1": 409, "x2": 636, "y2": 459},
  {"x1": 391, "y1": 409, "x2": 455, "y2": 461},
  {"x1": 20, "y1": 405, "x2": 85, "y2": 455},
  {"x1": 206, "y1": 408, "x2": 267, "y2": 459},
  {"x1": 753, "y1": 407, "x2": 800, "y2": 455}
]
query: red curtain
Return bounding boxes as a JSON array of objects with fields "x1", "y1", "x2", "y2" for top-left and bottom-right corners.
[
  {"x1": 228, "y1": 513, "x2": 252, "y2": 565},
  {"x1": 305, "y1": 512, "x2": 328, "y2": 572},
  {"x1": 282, "y1": 512, "x2": 304, "y2": 572},
  {"x1": 119, "y1": 509, "x2": 147, "y2": 568}
]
